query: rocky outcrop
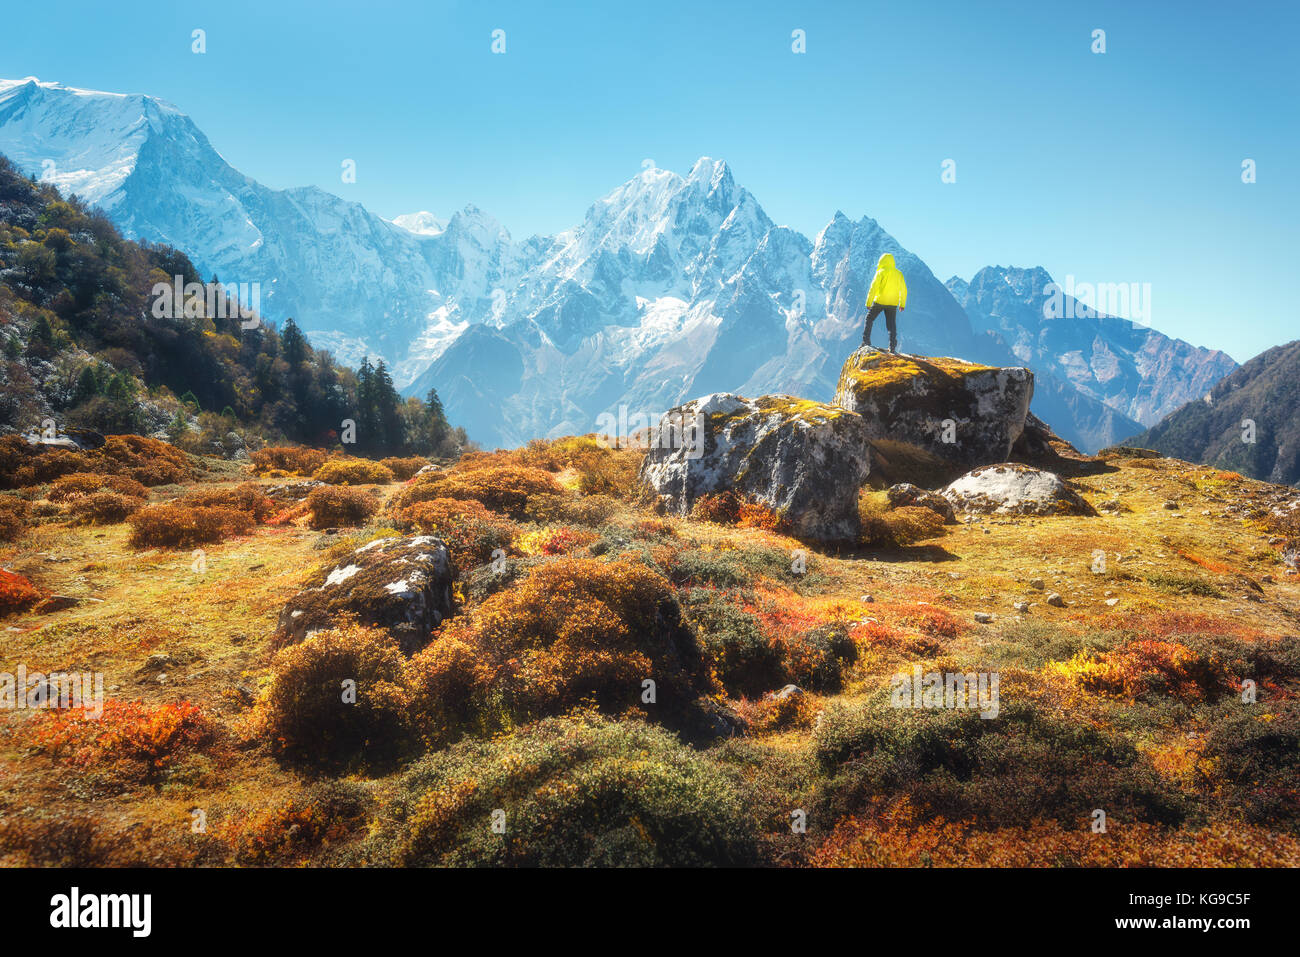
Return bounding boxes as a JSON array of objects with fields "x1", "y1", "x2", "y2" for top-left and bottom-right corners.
[
  {"x1": 940, "y1": 464, "x2": 1096, "y2": 516},
  {"x1": 275, "y1": 535, "x2": 455, "y2": 653},
  {"x1": 886, "y1": 483, "x2": 957, "y2": 523},
  {"x1": 834, "y1": 348, "x2": 1034, "y2": 470},
  {"x1": 639, "y1": 393, "x2": 872, "y2": 543}
]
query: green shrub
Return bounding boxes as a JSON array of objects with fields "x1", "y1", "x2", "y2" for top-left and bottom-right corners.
[{"x1": 371, "y1": 711, "x2": 759, "y2": 866}]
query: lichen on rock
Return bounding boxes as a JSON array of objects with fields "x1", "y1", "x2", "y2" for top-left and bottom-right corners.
[
  {"x1": 639, "y1": 392, "x2": 872, "y2": 543},
  {"x1": 834, "y1": 347, "x2": 1034, "y2": 469}
]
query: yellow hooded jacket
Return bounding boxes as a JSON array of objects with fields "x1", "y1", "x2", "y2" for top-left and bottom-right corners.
[{"x1": 866, "y1": 253, "x2": 907, "y2": 309}]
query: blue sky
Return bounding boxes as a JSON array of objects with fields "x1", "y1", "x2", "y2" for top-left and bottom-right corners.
[{"x1": 3, "y1": 0, "x2": 1297, "y2": 362}]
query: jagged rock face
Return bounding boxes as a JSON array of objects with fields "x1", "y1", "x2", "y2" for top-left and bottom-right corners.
[
  {"x1": 639, "y1": 393, "x2": 872, "y2": 543},
  {"x1": 940, "y1": 463, "x2": 1096, "y2": 516},
  {"x1": 834, "y1": 347, "x2": 1034, "y2": 469},
  {"x1": 275, "y1": 535, "x2": 455, "y2": 653}
]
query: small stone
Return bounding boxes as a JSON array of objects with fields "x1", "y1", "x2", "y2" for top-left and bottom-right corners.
[
  {"x1": 1163, "y1": 501, "x2": 1180, "y2": 510},
  {"x1": 1029, "y1": 578, "x2": 1045, "y2": 590},
  {"x1": 774, "y1": 684, "x2": 804, "y2": 700},
  {"x1": 1105, "y1": 598, "x2": 1120, "y2": 607},
  {"x1": 974, "y1": 612, "x2": 994, "y2": 624},
  {"x1": 1046, "y1": 592, "x2": 1066, "y2": 607},
  {"x1": 859, "y1": 595, "x2": 874, "y2": 603}
]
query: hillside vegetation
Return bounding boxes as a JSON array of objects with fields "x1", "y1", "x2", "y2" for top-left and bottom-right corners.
[
  {"x1": 0, "y1": 154, "x2": 463, "y2": 458},
  {"x1": 1125, "y1": 340, "x2": 1300, "y2": 487},
  {"x1": 2, "y1": 431, "x2": 1299, "y2": 867}
]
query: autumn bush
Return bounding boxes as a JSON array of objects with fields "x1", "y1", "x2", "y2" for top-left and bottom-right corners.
[
  {"x1": 735, "y1": 689, "x2": 824, "y2": 735},
  {"x1": 0, "y1": 568, "x2": 42, "y2": 616},
  {"x1": 220, "y1": 782, "x2": 371, "y2": 865},
  {"x1": 68, "y1": 490, "x2": 145, "y2": 525},
  {"x1": 684, "y1": 588, "x2": 787, "y2": 697},
  {"x1": 515, "y1": 525, "x2": 599, "y2": 556},
  {"x1": 812, "y1": 697, "x2": 1184, "y2": 828},
  {"x1": 34, "y1": 700, "x2": 216, "y2": 786},
  {"x1": 184, "y1": 482, "x2": 275, "y2": 522},
  {"x1": 101, "y1": 434, "x2": 193, "y2": 485},
  {"x1": 391, "y1": 462, "x2": 562, "y2": 520},
  {"x1": 397, "y1": 497, "x2": 516, "y2": 572},
  {"x1": 443, "y1": 556, "x2": 715, "y2": 732},
  {"x1": 1197, "y1": 703, "x2": 1300, "y2": 825},
  {"x1": 127, "y1": 503, "x2": 254, "y2": 548},
  {"x1": 860, "y1": 490, "x2": 949, "y2": 546},
  {"x1": 0, "y1": 495, "x2": 30, "y2": 541},
  {"x1": 306, "y1": 485, "x2": 379, "y2": 529},
  {"x1": 380, "y1": 456, "x2": 429, "y2": 480},
  {"x1": 250, "y1": 445, "x2": 328, "y2": 476},
  {"x1": 48, "y1": 471, "x2": 148, "y2": 501},
  {"x1": 312, "y1": 458, "x2": 396, "y2": 485},
  {"x1": 559, "y1": 494, "x2": 621, "y2": 527},
  {"x1": 370, "y1": 711, "x2": 759, "y2": 866},
  {"x1": 810, "y1": 798, "x2": 1300, "y2": 867},
  {"x1": 1048, "y1": 639, "x2": 1233, "y2": 703},
  {"x1": 257, "y1": 621, "x2": 411, "y2": 770}
]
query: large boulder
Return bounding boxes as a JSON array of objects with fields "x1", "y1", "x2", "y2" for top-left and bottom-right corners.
[
  {"x1": 639, "y1": 393, "x2": 872, "y2": 543},
  {"x1": 940, "y1": 463, "x2": 1096, "y2": 516},
  {"x1": 834, "y1": 348, "x2": 1034, "y2": 470},
  {"x1": 275, "y1": 535, "x2": 456, "y2": 653}
]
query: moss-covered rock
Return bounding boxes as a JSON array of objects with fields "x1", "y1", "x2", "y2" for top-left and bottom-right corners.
[
  {"x1": 639, "y1": 392, "x2": 872, "y2": 543},
  {"x1": 834, "y1": 347, "x2": 1034, "y2": 470},
  {"x1": 274, "y1": 535, "x2": 456, "y2": 653}
]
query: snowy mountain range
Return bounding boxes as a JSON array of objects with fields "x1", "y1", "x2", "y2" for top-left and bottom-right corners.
[{"x1": 0, "y1": 77, "x2": 1237, "y2": 451}]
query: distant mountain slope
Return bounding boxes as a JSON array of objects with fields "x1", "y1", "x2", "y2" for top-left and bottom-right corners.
[
  {"x1": 1124, "y1": 340, "x2": 1300, "y2": 486},
  {"x1": 948, "y1": 266, "x2": 1237, "y2": 426}
]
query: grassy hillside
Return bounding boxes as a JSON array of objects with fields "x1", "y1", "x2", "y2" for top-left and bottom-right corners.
[{"x1": 2, "y1": 434, "x2": 1298, "y2": 866}]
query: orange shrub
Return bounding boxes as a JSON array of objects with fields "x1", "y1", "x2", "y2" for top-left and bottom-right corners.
[
  {"x1": 184, "y1": 482, "x2": 275, "y2": 521},
  {"x1": 691, "y1": 490, "x2": 741, "y2": 525},
  {"x1": 0, "y1": 569, "x2": 42, "y2": 616},
  {"x1": 251, "y1": 445, "x2": 328, "y2": 475},
  {"x1": 381, "y1": 456, "x2": 429, "y2": 480},
  {"x1": 391, "y1": 463, "x2": 562, "y2": 519},
  {"x1": 1049, "y1": 639, "x2": 1232, "y2": 702},
  {"x1": 127, "y1": 504, "x2": 254, "y2": 548},
  {"x1": 101, "y1": 434, "x2": 193, "y2": 485},
  {"x1": 33, "y1": 700, "x2": 216, "y2": 785},
  {"x1": 0, "y1": 496, "x2": 30, "y2": 541},
  {"x1": 48, "y1": 472, "x2": 148, "y2": 501},
  {"x1": 459, "y1": 556, "x2": 714, "y2": 724},
  {"x1": 899, "y1": 605, "x2": 964, "y2": 640},
  {"x1": 312, "y1": 458, "x2": 396, "y2": 486},
  {"x1": 516, "y1": 525, "x2": 599, "y2": 556},
  {"x1": 68, "y1": 491, "x2": 144, "y2": 525},
  {"x1": 306, "y1": 486, "x2": 378, "y2": 529},
  {"x1": 397, "y1": 497, "x2": 517, "y2": 571},
  {"x1": 810, "y1": 798, "x2": 1300, "y2": 867},
  {"x1": 257, "y1": 621, "x2": 410, "y2": 769}
]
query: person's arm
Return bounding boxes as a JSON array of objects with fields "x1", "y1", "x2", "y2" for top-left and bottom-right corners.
[
  {"x1": 866, "y1": 271, "x2": 881, "y2": 308},
  {"x1": 899, "y1": 274, "x2": 908, "y2": 310}
]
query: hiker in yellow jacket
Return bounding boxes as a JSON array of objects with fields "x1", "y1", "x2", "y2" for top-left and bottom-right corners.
[{"x1": 863, "y1": 252, "x2": 907, "y2": 353}]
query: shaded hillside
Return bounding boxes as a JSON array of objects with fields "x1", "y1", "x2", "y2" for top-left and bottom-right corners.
[{"x1": 1124, "y1": 340, "x2": 1300, "y2": 486}]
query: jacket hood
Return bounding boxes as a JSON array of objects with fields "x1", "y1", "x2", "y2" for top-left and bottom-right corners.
[{"x1": 877, "y1": 253, "x2": 896, "y2": 270}]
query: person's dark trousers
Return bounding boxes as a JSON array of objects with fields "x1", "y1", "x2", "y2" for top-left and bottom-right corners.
[{"x1": 863, "y1": 303, "x2": 898, "y2": 351}]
